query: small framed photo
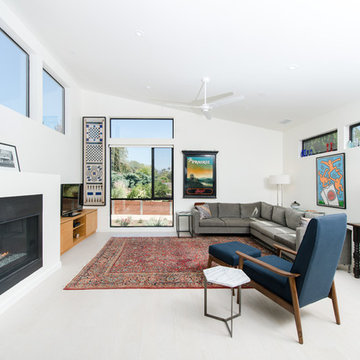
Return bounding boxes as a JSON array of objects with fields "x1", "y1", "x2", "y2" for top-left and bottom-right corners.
[{"x1": 0, "y1": 143, "x2": 20, "y2": 172}]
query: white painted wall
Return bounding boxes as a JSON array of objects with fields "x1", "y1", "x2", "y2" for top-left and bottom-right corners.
[
  {"x1": 0, "y1": 172, "x2": 61, "y2": 314},
  {"x1": 0, "y1": 1, "x2": 82, "y2": 183},
  {"x1": 283, "y1": 101, "x2": 360, "y2": 222},
  {"x1": 81, "y1": 90, "x2": 284, "y2": 232}
]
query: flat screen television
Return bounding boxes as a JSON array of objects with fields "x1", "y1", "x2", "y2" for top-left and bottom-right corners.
[{"x1": 61, "y1": 184, "x2": 83, "y2": 217}]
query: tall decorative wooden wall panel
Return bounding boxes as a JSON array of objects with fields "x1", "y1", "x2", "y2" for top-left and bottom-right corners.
[{"x1": 83, "y1": 117, "x2": 106, "y2": 205}]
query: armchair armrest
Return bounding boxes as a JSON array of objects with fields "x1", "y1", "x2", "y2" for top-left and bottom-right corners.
[
  {"x1": 273, "y1": 244, "x2": 298, "y2": 257},
  {"x1": 236, "y1": 251, "x2": 300, "y2": 279}
]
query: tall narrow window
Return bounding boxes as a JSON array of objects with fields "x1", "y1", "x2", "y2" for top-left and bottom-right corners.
[
  {"x1": 349, "y1": 122, "x2": 360, "y2": 145},
  {"x1": 110, "y1": 147, "x2": 173, "y2": 227},
  {"x1": 43, "y1": 69, "x2": 65, "y2": 133},
  {"x1": 0, "y1": 28, "x2": 29, "y2": 116}
]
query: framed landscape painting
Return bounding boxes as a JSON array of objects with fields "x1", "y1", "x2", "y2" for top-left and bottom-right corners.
[
  {"x1": 316, "y1": 153, "x2": 346, "y2": 209},
  {"x1": 0, "y1": 143, "x2": 20, "y2": 172},
  {"x1": 183, "y1": 150, "x2": 218, "y2": 198}
]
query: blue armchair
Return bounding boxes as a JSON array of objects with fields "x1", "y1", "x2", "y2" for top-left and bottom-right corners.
[{"x1": 236, "y1": 213, "x2": 347, "y2": 344}]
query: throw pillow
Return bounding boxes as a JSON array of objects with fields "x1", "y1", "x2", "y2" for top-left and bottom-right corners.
[{"x1": 196, "y1": 204, "x2": 212, "y2": 219}]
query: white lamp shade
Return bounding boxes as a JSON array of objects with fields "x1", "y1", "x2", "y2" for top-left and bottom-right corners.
[{"x1": 269, "y1": 174, "x2": 291, "y2": 185}]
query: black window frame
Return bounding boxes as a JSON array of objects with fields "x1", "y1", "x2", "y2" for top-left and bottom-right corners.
[
  {"x1": 349, "y1": 122, "x2": 360, "y2": 142},
  {"x1": 110, "y1": 118, "x2": 174, "y2": 139},
  {"x1": 110, "y1": 146, "x2": 174, "y2": 228},
  {"x1": 0, "y1": 27, "x2": 30, "y2": 117},
  {"x1": 42, "y1": 68, "x2": 65, "y2": 134},
  {"x1": 302, "y1": 130, "x2": 338, "y2": 156}
]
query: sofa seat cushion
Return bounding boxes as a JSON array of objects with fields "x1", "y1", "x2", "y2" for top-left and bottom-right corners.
[
  {"x1": 274, "y1": 233, "x2": 297, "y2": 250},
  {"x1": 250, "y1": 219, "x2": 279, "y2": 232},
  {"x1": 199, "y1": 218, "x2": 226, "y2": 227},
  {"x1": 209, "y1": 241, "x2": 261, "y2": 267},
  {"x1": 240, "y1": 202, "x2": 261, "y2": 218},
  {"x1": 257, "y1": 226, "x2": 295, "y2": 240},
  {"x1": 243, "y1": 255, "x2": 293, "y2": 303},
  {"x1": 221, "y1": 217, "x2": 251, "y2": 227},
  {"x1": 218, "y1": 203, "x2": 241, "y2": 218}
]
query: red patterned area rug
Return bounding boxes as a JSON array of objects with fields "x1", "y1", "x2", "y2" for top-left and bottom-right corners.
[{"x1": 64, "y1": 236, "x2": 271, "y2": 290}]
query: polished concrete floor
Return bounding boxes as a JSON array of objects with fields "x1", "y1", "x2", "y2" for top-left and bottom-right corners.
[{"x1": 0, "y1": 232, "x2": 359, "y2": 360}]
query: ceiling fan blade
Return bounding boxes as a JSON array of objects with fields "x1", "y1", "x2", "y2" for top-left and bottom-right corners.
[
  {"x1": 193, "y1": 81, "x2": 205, "y2": 102},
  {"x1": 191, "y1": 92, "x2": 234, "y2": 106},
  {"x1": 209, "y1": 95, "x2": 245, "y2": 108},
  {"x1": 155, "y1": 101, "x2": 202, "y2": 109},
  {"x1": 203, "y1": 111, "x2": 212, "y2": 120}
]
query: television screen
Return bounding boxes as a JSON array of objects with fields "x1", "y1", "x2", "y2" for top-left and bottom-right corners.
[{"x1": 61, "y1": 184, "x2": 83, "y2": 216}]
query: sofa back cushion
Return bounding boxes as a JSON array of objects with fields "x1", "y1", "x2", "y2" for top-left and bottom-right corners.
[
  {"x1": 272, "y1": 206, "x2": 287, "y2": 226},
  {"x1": 218, "y1": 203, "x2": 241, "y2": 218},
  {"x1": 240, "y1": 202, "x2": 261, "y2": 218},
  {"x1": 208, "y1": 203, "x2": 219, "y2": 218},
  {"x1": 285, "y1": 208, "x2": 305, "y2": 230},
  {"x1": 261, "y1": 202, "x2": 273, "y2": 220}
]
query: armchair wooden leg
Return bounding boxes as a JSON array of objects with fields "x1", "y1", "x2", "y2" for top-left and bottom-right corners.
[
  {"x1": 289, "y1": 277, "x2": 303, "y2": 344},
  {"x1": 329, "y1": 281, "x2": 341, "y2": 325},
  {"x1": 207, "y1": 255, "x2": 213, "y2": 268}
]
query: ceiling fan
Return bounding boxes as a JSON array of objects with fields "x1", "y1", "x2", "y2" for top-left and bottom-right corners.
[{"x1": 161, "y1": 77, "x2": 244, "y2": 120}]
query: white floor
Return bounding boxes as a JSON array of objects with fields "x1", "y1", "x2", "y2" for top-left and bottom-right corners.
[{"x1": 1, "y1": 232, "x2": 359, "y2": 360}]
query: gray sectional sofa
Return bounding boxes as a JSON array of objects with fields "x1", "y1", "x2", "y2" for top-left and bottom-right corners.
[{"x1": 191, "y1": 202, "x2": 310, "y2": 252}]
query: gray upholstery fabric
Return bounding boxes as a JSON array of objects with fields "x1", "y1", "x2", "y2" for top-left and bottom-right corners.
[
  {"x1": 199, "y1": 218, "x2": 226, "y2": 227},
  {"x1": 207, "y1": 203, "x2": 218, "y2": 218},
  {"x1": 220, "y1": 217, "x2": 251, "y2": 227},
  {"x1": 218, "y1": 203, "x2": 241, "y2": 218},
  {"x1": 285, "y1": 208, "x2": 304, "y2": 230},
  {"x1": 274, "y1": 233, "x2": 297, "y2": 250},
  {"x1": 272, "y1": 206, "x2": 287, "y2": 226},
  {"x1": 260, "y1": 225, "x2": 294, "y2": 240},
  {"x1": 304, "y1": 211, "x2": 325, "y2": 219},
  {"x1": 250, "y1": 219, "x2": 280, "y2": 234},
  {"x1": 240, "y1": 202, "x2": 261, "y2": 218},
  {"x1": 261, "y1": 202, "x2": 273, "y2": 220}
]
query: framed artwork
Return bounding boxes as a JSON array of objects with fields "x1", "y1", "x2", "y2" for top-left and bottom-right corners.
[
  {"x1": 0, "y1": 143, "x2": 20, "y2": 172},
  {"x1": 182, "y1": 150, "x2": 218, "y2": 198},
  {"x1": 316, "y1": 153, "x2": 346, "y2": 209}
]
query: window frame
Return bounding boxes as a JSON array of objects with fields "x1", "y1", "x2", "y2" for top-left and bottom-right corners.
[
  {"x1": 42, "y1": 68, "x2": 65, "y2": 134},
  {"x1": 301, "y1": 130, "x2": 338, "y2": 156},
  {"x1": 110, "y1": 146, "x2": 174, "y2": 228},
  {"x1": 0, "y1": 27, "x2": 30, "y2": 117},
  {"x1": 349, "y1": 122, "x2": 360, "y2": 142},
  {"x1": 110, "y1": 118, "x2": 174, "y2": 139}
]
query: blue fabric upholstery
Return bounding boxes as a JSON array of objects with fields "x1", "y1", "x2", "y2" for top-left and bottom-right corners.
[
  {"x1": 243, "y1": 214, "x2": 347, "y2": 308},
  {"x1": 243, "y1": 255, "x2": 293, "y2": 302},
  {"x1": 209, "y1": 241, "x2": 261, "y2": 267},
  {"x1": 291, "y1": 213, "x2": 347, "y2": 307}
]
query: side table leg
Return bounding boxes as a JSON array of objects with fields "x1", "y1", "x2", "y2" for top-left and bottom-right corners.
[
  {"x1": 204, "y1": 279, "x2": 207, "y2": 315},
  {"x1": 230, "y1": 288, "x2": 233, "y2": 337},
  {"x1": 354, "y1": 227, "x2": 360, "y2": 278}
]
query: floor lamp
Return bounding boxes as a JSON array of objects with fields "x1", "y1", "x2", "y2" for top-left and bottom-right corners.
[{"x1": 269, "y1": 174, "x2": 291, "y2": 206}]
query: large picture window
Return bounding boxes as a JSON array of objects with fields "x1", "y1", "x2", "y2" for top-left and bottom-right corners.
[
  {"x1": 43, "y1": 69, "x2": 65, "y2": 133},
  {"x1": 0, "y1": 28, "x2": 29, "y2": 116},
  {"x1": 110, "y1": 146, "x2": 173, "y2": 227}
]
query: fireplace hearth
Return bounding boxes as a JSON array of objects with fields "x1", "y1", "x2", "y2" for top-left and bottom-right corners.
[{"x1": 0, "y1": 195, "x2": 43, "y2": 295}]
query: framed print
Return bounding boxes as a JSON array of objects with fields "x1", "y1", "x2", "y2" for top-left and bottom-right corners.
[
  {"x1": 316, "y1": 153, "x2": 346, "y2": 209},
  {"x1": 182, "y1": 150, "x2": 218, "y2": 198},
  {"x1": 0, "y1": 143, "x2": 20, "y2": 172}
]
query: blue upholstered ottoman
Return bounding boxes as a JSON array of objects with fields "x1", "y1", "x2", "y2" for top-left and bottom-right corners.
[{"x1": 208, "y1": 241, "x2": 261, "y2": 267}]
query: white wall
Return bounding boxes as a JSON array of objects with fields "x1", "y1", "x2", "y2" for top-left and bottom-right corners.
[
  {"x1": 0, "y1": 1, "x2": 82, "y2": 183},
  {"x1": 0, "y1": 172, "x2": 61, "y2": 314},
  {"x1": 283, "y1": 101, "x2": 360, "y2": 222},
  {"x1": 81, "y1": 90, "x2": 284, "y2": 232}
]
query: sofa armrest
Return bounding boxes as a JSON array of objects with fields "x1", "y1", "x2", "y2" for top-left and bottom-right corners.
[
  {"x1": 191, "y1": 208, "x2": 200, "y2": 234},
  {"x1": 296, "y1": 226, "x2": 306, "y2": 251}
]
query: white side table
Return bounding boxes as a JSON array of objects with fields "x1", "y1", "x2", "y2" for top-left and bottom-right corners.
[{"x1": 203, "y1": 266, "x2": 250, "y2": 337}]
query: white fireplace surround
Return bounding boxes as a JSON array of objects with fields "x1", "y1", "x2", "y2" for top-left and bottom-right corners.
[{"x1": 0, "y1": 172, "x2": 61, "y2": 314}]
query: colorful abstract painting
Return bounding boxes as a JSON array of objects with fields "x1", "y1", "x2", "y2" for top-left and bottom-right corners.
[
  {"x1": 183, "y1": 151, "x2": 218, "y2": 198},
  {"x1": 316, "y1": 153, "x2": 346, "y2": 209}
]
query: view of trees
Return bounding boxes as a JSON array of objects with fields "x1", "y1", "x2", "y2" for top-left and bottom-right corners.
[
  {"x1": 303, "y1": 131, "x2": 337, "y2": 155},
  {"x1": 111, "y1": 147, "x2": 172, "y2": 199}
]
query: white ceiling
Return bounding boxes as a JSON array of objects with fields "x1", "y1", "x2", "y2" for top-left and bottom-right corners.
[{"x1": 4, "y1": 0, "x2": 360, "y2": 130}]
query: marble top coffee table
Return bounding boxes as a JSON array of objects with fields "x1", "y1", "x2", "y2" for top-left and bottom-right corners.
[{"x1": 203, "y1": 266, "x2": 250, "y2": 337}]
